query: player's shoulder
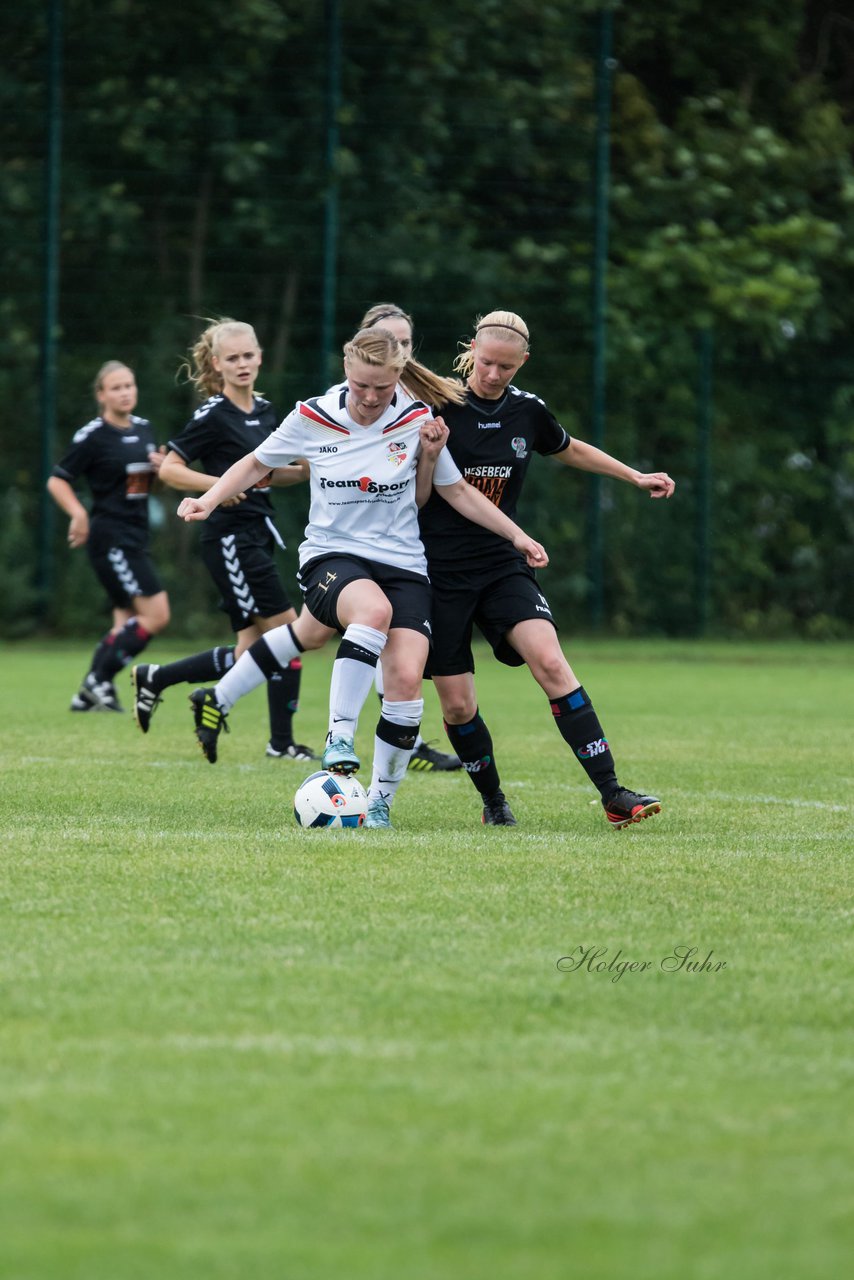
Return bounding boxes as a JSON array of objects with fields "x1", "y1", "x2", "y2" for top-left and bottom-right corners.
[
  {"x1": 129, "y1": 414, "x2": 152, "y2": 432},
  {"x1": 71, "y1": 416, "x2": 104, "y2": 445},
  {"x1": 508, "y1": 383, "x2": 548, "y2": 410},
  {"x1": 381, "y1": 395, "x2": 431, "y2": 434},
  {"x1": 191, "y1": 394, "x2": 225, "y2": 422},
  {"x1": 297, "y1": 387, "x2": 349, "y2": 429}
]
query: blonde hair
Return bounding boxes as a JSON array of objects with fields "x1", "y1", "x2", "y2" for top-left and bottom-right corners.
[
  {"x1": 181, "y1": 318, "x2": 261, "y2": 400},
  {"x1": 93, "y1": 360, "x2": 132, "y2": 398},
  {"x1": 359, "y1": 302, "x2": 414, "y2": 333},
  {"x1": 343, "y1": 327, "x2": 465, "y2": 408},
  {"x1": 453, "y1": 310, "x2": 530, "y2": 378}
]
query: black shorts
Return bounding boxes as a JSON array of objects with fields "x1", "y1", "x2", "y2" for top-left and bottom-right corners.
[
  {"x1": 88, "y1": 541, "x2": 163, "y2": 608},
  {"x1": 298, "y1": 554, "x2": 432, "y2": 640},
  {"x1": 427, "y1": 559, "x2": 556, "y2": 675},
  {"x1": 200, "y1": 526, "x2": 295, "y2": 631}
]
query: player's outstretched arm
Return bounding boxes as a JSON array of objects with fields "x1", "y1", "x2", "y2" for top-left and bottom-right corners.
[
  {"x1": 177, "y1": 451, "x2": 269, "y2": 522},
  {"x1": 556, "y1": 438, "x2": 675, "y2": 498},
  {"x1": 435, "y1": 478, "x2": 548, "y2": 568}
]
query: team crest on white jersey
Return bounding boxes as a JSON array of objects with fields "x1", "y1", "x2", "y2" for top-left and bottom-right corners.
[{"x1": 387, "y1": 441, "x2": 407, "y2": 466}]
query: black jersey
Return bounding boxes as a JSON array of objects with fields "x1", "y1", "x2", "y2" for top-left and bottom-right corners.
[
  {"x1": 168, "y1": 394, "x2": 281, "y2": 539},
  {"x1": 53, "y1": 414, "x2": 158, "y2": 549},
  {"x1": 419, "y1": 384, "x2": 569, "y2": 567}
]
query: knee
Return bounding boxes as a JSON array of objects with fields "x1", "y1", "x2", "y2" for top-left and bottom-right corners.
[
  {"x1": 144, "y1": 601, "x2": 170, "y2": 634},
  {"x1": 438, "y1": 688, "x2": 477, "y2": 725},
  {"x1": 393, "y1": 667, "x2": 423, "y2": 702},
  {"x1": 527, "y1": 646, "x2": 571, "y2": 692},
  {"x1": 355, "y1": 599, "x2": 393, "y2": 633}
]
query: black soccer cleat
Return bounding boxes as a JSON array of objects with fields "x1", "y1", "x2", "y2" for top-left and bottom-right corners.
[
  {"x1": 189, "y1": 688, "x2": 229, "y2": 763},
  {"x1": 71, "y1": 674, "x2": 123, "y2": 712},
  {"x1": 265, "y1": 741, "x2": 320, "y2": 761},
  {"x1": 602, "y1": 787, "x2": 661, "y2": 829},
  {"x1": 131, "y1": 663, "x2": 162, "y2": 734},
  {"x1": 407, "y1": 740, "x2": 462, "y2": 772},
  {"x1": 481, "y1": 791, "x2": 518, "y2": 826},
  {"x1": 70, "y1": 686, "x2": 96, "y2": 712}
]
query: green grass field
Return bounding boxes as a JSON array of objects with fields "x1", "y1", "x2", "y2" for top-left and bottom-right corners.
[{"x1": 2, "y1": 638, "x2": 852, "y2": 1280}]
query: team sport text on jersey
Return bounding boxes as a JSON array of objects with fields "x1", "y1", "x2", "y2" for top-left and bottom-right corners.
[{"x1": 254, "y1": 386, "x2": 461, "y2": 576}]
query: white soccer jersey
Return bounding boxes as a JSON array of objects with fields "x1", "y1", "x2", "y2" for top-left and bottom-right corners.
[{"x1": 254, "y1": 385, "x2": 461, "y2": 575}]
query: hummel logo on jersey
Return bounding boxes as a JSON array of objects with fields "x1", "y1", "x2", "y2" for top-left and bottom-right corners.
[
  {"x1": 246, "y1": 419, "x2": 260, "y2": 426},
  {"x1": 318, "y1": 445, "x2": 338, "y2": 454},
  {"x1": 578, "y1": 739, "x2": 609, "y2": 759},
  {"x1": 478, "y1": 421, "x2": 502, "y2": 430}
]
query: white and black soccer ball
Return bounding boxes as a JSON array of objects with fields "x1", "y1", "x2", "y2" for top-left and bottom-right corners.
[{"x1": 293, "y1": 770, "x2": 368, "y2": 829}]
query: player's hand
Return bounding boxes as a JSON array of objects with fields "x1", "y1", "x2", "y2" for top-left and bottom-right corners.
[
  {"x1": 68, "y1": 512, "x2": 89, "y2": 548},
  {"x1": 419, "y1": 415, "x2": 449, "y2": 460},
  {"x1": 514, "y1": 534, "x2": 548, "y2": 568},
  {"x1": 220, "y1": 491, "x2": 248, "y2": 508},
  {"x1": 637, "y1": 471, "x2": 675, "y2": 498},
  {"x1": 148, "y1": 446, "x2": 167, "y2": 474},
  {"x1": 177, "y1": 497, "x2": 211, "y2": 522}
]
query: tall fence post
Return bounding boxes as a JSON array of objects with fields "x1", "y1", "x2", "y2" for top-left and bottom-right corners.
[
  {"x1": 320, "y1": 0, "x2": 341, "y2": 389},
  {"x1": 696, "y1": 327, "x2": 714, "y2": 634},
  {"x1": 38, "y1": 0, "x2": 63, "y2": 611},
  {"x1": 587, "y1": 6, "x2": 614, "y2": 629}
]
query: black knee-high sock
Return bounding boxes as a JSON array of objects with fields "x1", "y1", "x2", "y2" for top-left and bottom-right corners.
[
  {"x1": 550, "y1": 686, "x2": 618, "y2": 798},
  {"x1": 149, "y1": 646, "x2": 235, "y2": 693},
  {"x1": 92, "y1": 619, "x2": 151, "y2": 681},
  {"x1": 268, "y1": 658, "x2": 302, "y2": 750},
  {"x1": 444, "y1": 711, "x2": 502, "y2": 798},
  {"x1": 86, "y1": 633, "x2": 113, "y2": 680}
]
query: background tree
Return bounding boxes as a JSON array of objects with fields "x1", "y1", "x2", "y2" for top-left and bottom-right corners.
[{"x1": 2, "y1": 0, "x2": 852, "y2": 638}]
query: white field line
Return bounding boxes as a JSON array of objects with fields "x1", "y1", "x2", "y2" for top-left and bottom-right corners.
[{"x1": 10, "y1": 758, "x2": 852, "y2": 812}]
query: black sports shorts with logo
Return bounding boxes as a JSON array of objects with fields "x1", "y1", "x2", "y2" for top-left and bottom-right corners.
[
  {"x1": 298, "y1": 553, "x2": 432, "y2": 640},
  {"x1": 200, "y1": 522, "x2": 294, "y2": 631},
  {"x1": 426, "y1": 559, "x2": 557, "y2": 675},
  {"x1": 87, "y1": 529, "x2": 163, "y2": 608}
]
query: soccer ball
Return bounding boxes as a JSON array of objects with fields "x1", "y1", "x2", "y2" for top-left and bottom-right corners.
[{"x1": 293, "y1": 770, "x2": 368, "y2": 829}]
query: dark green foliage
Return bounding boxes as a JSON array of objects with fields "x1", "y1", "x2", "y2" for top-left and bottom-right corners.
[{"x1": 2, "y1": 0, "x2": 852, "y2": 637}]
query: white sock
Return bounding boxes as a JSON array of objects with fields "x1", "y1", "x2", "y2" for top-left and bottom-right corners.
[
  {"x1": 263, "y1": 624, "x2": 302, "y2": 667},
  {"x1": 375, "y1": 659, "x2": 422, "y2": 748},
  {"x1": 369, "y1": 698, "x2": 423, "y2": 807},
  {"x1": 215, "y1": 625, "x2": 300, "y2": 711},
  {"x1": 214, "y1": 651, "x2": 264, "y2": 711},
  {"x1": 328, "y1": 624, "x2": 387, "y2": 741}
]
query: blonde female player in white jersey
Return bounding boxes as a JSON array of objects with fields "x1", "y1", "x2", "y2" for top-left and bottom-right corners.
[
  {"x1": 176, "y1": 326, "x2": 548, "y2": 829},
  {"x1": 345, "y1": 303, "x2": 461, "y2": 773}
]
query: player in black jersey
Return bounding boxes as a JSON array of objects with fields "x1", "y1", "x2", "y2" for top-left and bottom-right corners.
[
  {"x1": 357, "y1": 303, "x2": 461, "y2": 774},
  {"x1": 177, "y1": 327, "x2": 547, "y2": 830},
  {"x1": 130, "y1": 319, "x2": 316, "y2": 759},
  {"x1": 419, "y1": 310, "x2": 676, "y2": 830},
  {"x1": 48, "y1": 361, "x2": 170, "y2": 712}
]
